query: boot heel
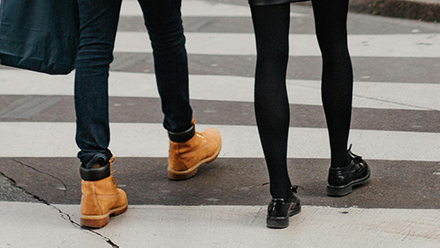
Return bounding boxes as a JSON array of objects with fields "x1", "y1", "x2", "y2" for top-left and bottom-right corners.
[
  {"x1": 289, "y1": 204, "x2": 301, "y2": 216},
  {"x1": 267, "y1": 216, "x2": 289, "y2": 229},
  {"x1": 80, "y1": 216, "x2": 110, "y2": 229},
  {"x1": 266, "y1": 187, "x2": 301, "y2": 229},
  {"x1": 168, "y1": 168, "x2": 198, "y2": 180},
  {"x1": 326, "y1": 185, "x2": 352, "y2": 197},
  {"x1": 80, "y1": 204, "x2": 128, "y2": 228},
  {"x1": 267, "y1": 204, "x2": 301, "y2": 228}
]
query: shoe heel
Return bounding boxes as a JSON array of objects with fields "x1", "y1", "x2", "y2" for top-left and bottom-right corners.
[
  {"x1": 267, "y1": 217, "x2": 289, "y2": 229},
  {"x1": 80, "y1": 204, "x2": 128, "y2": 228},
  {"x1": 327, "y1": 185, "x2": 352, "y2": 197},
  {"x1": 81, "y1": 215, "x2": 110, "y2": 228},
  {"x1": 168, "y1": 168, "x2": 198, "y2": 180},
  {"x1": 267, "y1": 204, "x2": 301, "y2": 229},
  {"x1": 290, "y1": 204, "x2": 301, "y2": 216}
]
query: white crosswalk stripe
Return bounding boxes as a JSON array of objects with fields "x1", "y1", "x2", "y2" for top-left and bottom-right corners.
[
  {"x1": 1, "y1": 70, "x2": 438, "y2": 110},
  {"x1": 114, "y1": 32, "x2": 440, "y2": 58},
  {"x1": 2, "y1": 122, "x2": 439, "y2": 161}
]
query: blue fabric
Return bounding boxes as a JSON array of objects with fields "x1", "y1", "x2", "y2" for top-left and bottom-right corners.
[
  {"x1": 75, "y1": 0, "x2": 193, "y2": 167},
  {"x1": 0, "y1": 0, "x2": 79, "y2": 74}
]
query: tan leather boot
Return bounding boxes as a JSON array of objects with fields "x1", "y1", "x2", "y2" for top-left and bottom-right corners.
[
  {"x1": 80, "y1": 158, "x2": 128, "y2": 228},
  {"x1": 168, "y1": 122, "x2": 221, "y2": 180}
]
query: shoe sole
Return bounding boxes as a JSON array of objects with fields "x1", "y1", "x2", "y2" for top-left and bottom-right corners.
[
  {"x1": 80, "y1": 203, "x2": 128, "y2": 228},
  {"x1": 266, "y1": 204, "x2": 301, "y2": 229},
  {"x1": 167, "y1": 144, "x2": 222, "y2": 181},
  {"x1": 326, "y1": 169, "x2": 371, "y2": 197}
]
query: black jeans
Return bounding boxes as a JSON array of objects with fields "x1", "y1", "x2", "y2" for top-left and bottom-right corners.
[{"x1": 75, "y1": 0, "x2": 192, "y2": 168}]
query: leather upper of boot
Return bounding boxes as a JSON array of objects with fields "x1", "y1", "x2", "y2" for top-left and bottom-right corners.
[
  {"x1": 81, "y1": 176, "x2": 127, "y2": 216},
  {"x1": 168, "y1": 128, "x2": 221, "y2": 171}
]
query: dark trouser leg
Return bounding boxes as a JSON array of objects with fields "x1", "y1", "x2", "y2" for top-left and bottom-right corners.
[
  {"x1": 75, "y1": 0, "x2": 122, "y2": 168},
  {"x1": 138, "y1": 0, "x2": 193, "y2": 133}
]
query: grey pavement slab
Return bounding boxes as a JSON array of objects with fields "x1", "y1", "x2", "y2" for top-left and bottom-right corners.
[
  {"x1": 0, "y1": 202, "x2": 112, "y2": 248},
  {"x1": 1, "y1": 202, "x2": 439, "y2": 248}
]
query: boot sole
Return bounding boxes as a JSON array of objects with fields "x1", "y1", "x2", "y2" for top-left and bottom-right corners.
[
  {"x1": 168, "y1": 144, "x2": 222, "y2": 180},
  {"x1": 326, "y1": 169, "x2": 371, "y2": 197},
  {"x1": 80, "y1": 203, "x2": 128, "y2": 228},
  {"x1": 266, "y1": 204, "x2": 301, "y2": 229}
]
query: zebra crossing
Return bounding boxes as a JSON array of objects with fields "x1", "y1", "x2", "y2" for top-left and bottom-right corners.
[
  {"x1": 115, "y1": 31, "x2": 440, "y2": 57},
  {"x1": 1, "y1": 0, "x2": 439, "y2": 247},
  {"x1": 2, "y1": 69, "x2": 439, "y2": 109}
]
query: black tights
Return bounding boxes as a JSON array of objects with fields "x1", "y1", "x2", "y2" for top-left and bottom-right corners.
[{"x1": 251, "y1": 0, "x2": 353, "y2": 199}]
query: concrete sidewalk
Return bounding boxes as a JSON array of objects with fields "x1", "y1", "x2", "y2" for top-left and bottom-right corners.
[
  {"x1": 1, "y1": 202, "x2": 439, "y2": 248},
  {"x1": 349, "y1": 0, "x2": 440, "y2": 22}
]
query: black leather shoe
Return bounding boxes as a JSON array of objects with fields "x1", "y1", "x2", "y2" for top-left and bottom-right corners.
[
  {"x1": 266, "y1": 186, "x2": 301, "y2": 229},
  {"x1": 327, "y1": 147, "x2": 370, "y2": 197}
]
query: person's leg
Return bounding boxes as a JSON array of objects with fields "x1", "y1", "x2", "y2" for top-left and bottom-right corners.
[
  {"x1": 311, "y1": 0, "x2": 352, "y2": 168},
  {"x1": 312, "y1": 0, "x2": 370, "y2": 196},
  {"x1": 251, "y1": 3, "x2": 292, "y2": 200},
  {"x1": 251, "y1": 3, "x2": 301, "y2": 229},
  {"x1": 137, "y1": 0, "x2": 192, "y2": 133},
  {"x1": 137, "y1": 0, "x2": 221, "y2": 180},
  {"x1": 75, "y1": 0, "x2": 127, "y2": 228},
  {"x1": 75, "y1": 0, "x2": 122, "y2": 168}
]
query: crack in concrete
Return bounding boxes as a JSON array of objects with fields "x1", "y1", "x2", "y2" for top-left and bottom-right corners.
[
  {"x1": 0, "y1": 170, "x2": 120, "y2": 248},
  {"x1": 12, "y1": 159, "x2": 68, "y2": 196}
]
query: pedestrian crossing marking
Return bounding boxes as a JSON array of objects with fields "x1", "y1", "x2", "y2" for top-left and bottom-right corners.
[
  {"x1": 1, "y1": 70, "x2": 438, "y2": 111},
  {"x1": 1, "y1": 122, "x2": 439, "y2": 161},
  {"x1": 114, "y1": 32, "x2": 440, "y2": 58}
]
